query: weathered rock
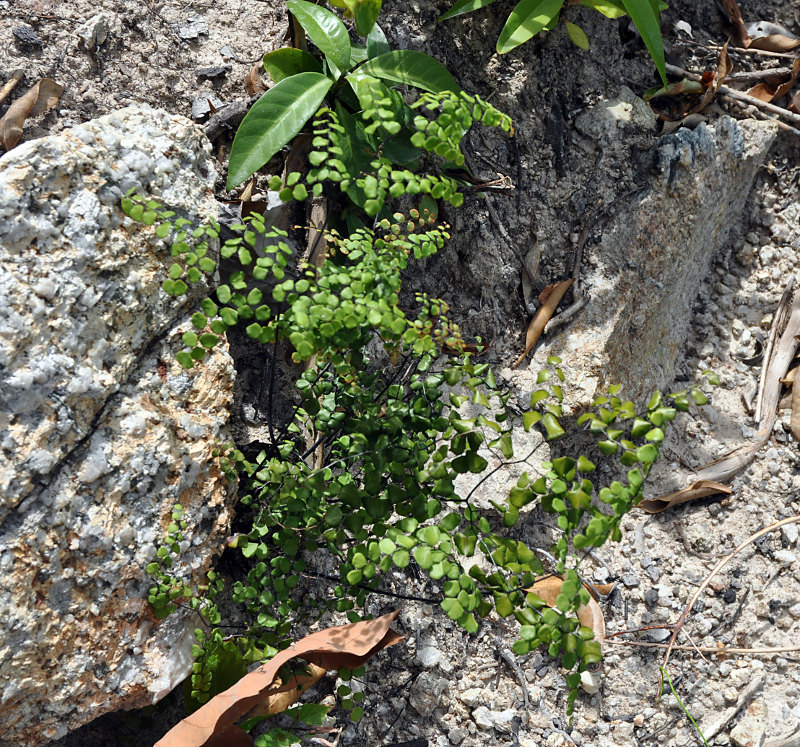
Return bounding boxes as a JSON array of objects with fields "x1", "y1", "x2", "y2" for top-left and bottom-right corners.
[
  {"x1": 0, "y1": 104, "x2": 235, "y2": 745},
  {"x1": 530, "y1": 116, "x2": 777, "y2": 403}
]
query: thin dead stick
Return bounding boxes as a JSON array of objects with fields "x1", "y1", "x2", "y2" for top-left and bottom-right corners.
[
  {"x1": 734, "y1": 101, "x2": 800, "y2": 137},
  {"x1": 607, "y1": 640, "x2": 800, "y2": 655},
  {"x1": 726, "y1": 67, "x2": 796, "y2": 81},
  {"x1": 662, "y1": 514, "x2": 800, "y2": 670},
  {"x1": 665, "y1": 62, "x2": 800, "y2": 128},
  {"x1": 703, "y1": 41, "x2": 798, "y2": 59},
  {"x1": 0, "y1": 69, "x2": 24, "y2": 106}
]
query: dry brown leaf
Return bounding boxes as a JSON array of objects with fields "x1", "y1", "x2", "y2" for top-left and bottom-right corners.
[
  {"x1": 748, "y1": 34, "x2": 800, "y2": 52},
  {"x1": 0, "y1": 78, "x2": 63, "y2": 150},
  {"x1": 245, "y1": 662, "x2": 326, "y2": 719},
  {"x1": 512, "y1": 279, "x2": 573, "y2": 369},
  {"x1": 648, "y1": 279, "x2": 800, "y2": 505},
  {"x1": 638, "y1": 480, "x2": 733, "y2": 514},
  {"x1": 719, "y1": 0, "x2": 751, "y2": 46},
  {"x1": 781, "y1": 364, "x2": 798, "y2": 385},
  {"x1": 245, "y1": 64, "x2": 267, "y2": 96},
  {"x1": 156, "y1": 610, "x2": 405, "y2": 747},
  {"x1": 526, "y1": 576, "x2": 605, "y2": 643},
  {"x1": 745, "y1": 58, "x2": 800, "y2": 103},
  {"x1": 693, "y1": 42, "x2": 733, "y2": 113},
  {"x1": 584, "y1": 582, "x2": 615, "y2": 601},
  {"x1": 792, "y1": 369, "x2": 800, "y2": 441}
]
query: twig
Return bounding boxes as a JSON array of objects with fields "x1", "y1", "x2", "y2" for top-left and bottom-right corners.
[
  {"x1": 679, "y1": 38, "x2": 798, "y2": 59},
  {"x1": 665, "y1": 62, "x2": 800, "y2": 129},
  {"x1": 663, "y1": 515, "x2": 800, "y2": 669},
  {"x1": 0, "y1": 69, "x2": 24, "y2": 107},
  {"x1": 606, "y1": 640, "x2": 800, "y2": 655},
  {"x1": 495, "y1": 639, "x2": 532, "y2": 722}
]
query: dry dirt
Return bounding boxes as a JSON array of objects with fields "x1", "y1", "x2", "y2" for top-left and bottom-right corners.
[{"x1": 3, "y1": 0, "x2": 800, "y2": 745}]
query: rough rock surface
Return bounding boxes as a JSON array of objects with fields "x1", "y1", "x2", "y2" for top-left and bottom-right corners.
[
  {"x1": 528, "y1": 114, "x2": 778, "y2": 403},
  {"x1": 0, "y1": 104, "x2": 236, "y2": 745}
]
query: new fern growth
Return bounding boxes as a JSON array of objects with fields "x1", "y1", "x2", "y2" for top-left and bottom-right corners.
[{"x1": 128, "y1": 77, "x2": 712, "y2": 721}]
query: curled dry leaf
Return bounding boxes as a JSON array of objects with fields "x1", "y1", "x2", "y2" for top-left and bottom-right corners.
[
  {"x1": 719, "y1": 0, "x2": 751, "y2": 46},
  {"x1": 0, "y1": 78, "x2": 63, "y2": 150},
  {"x1": 746, "y1": 57, "x2": 800, "y2": 103},
  {"x1": 638, "y1": 480, "x2": 733, "y2": 514},
  {"x1": 512, "y1": 279, "x2": 573, "y2": 369},
  {"x1": 245, "y1": 64, "x2": 267, "y2": 97},
  {"x1": 156, "y1": 610, "x2": 405, "y2": 747},
  {"x1": 526, "y1": 576, "x2": 605, "y2": 644},
  {"x1": 746, "y1": 20, "x2": 800, "y2": 53},
  {"x1": 647, "y1": 278, "x2": 800, "y2": 508}
]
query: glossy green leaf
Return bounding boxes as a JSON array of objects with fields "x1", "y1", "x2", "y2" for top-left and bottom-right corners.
[
  {"x1": 366, "y1": 23, "x2": 390, "y2": 58},
  {"x1": 439, "y1": 0, "x2": 499, "y2": 21},
  {"x1": 621, "y1": 0, "x2": 666, "y2": 84},
  {"x1": 497, "y1": 0, "x2": 566, "y2": 54},
  {"x1": 287, "y1": 0, "x2": 351, "y2": 77},
  {"x1": 358, "y1": 51, "x2": 460, "y2": 92},
  {"x1": 262, "y1": 48, "x2": 323, "y2": 84},
  {"x1": 227, "y1": 72, "x2": 332, "y2": 189}
]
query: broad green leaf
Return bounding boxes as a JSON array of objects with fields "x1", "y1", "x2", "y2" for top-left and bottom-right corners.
[
  {"x1": 497, "y1": 0, "x2": 566, "y2": 54},
  {"x1": 287, "y1": 0, "x2": 351, "y2": 77},
  {"x1": 578, "y1": 0, "x2": 627, "y2": 17},
  {"x1": 227, "y1": 72, "x2": 332, "y2": 189},
  {"x1": 620, "y1": 0, "x2": 666, "y2": 84},
  {"x1": 358, "y1": 50, "x2": 460, "y2": 92},
  {"x1": 262, "y1": 48, "x2": 323, "y2": 84},
  {"x1": 343, "y1": 0, "x2": 381, "y2": 36},
  {"x1": 439, "y1": 0, "x2": 499, "y2": 21},
  {"x1": 366, "y1": 23, "x2": 390, "y2": 58},
  {"x1": 565, "y1": 21, "x2": 590, "y2": 49}
]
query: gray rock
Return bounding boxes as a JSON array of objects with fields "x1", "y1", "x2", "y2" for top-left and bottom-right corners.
[
  {"x1": 409, "y1": 672, "x2": 447, "y2": 715},
  {"x1": 533, "y1": 117, "x2": 777, "y2": 404},
  {"x1": 0, "y1": 104, "x2": 235, "y2": 745},
  {"x1": 13, "y1": 24, "x2": 43, "y2": 47},
  {"x1": 195, "y1": 65, "x2": 231, "y2": 80}
]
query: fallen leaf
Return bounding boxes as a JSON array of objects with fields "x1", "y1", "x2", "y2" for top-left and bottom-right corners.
[
  {"x1": 792, "y1": 368, "x2": 800, "y2": 441},
  {"x1": 245, "y1": 662, "x2": 326, "y2": 719},
  {"x1": 746, "y1": 20, "x2": 800, "y2": 52},
  {"x1": 718, "y1": 0, "x2": 751, "y2": 46},
  {"x1": 638, "y1": 480, "x2": 733, "y2": 514},
  {"x1": 156, "y1": 611, "x2": 405, "y2": 747},
  {"x1": 745, "y1": 58, "x2": 800, "y2": 104},
  {"x1": 525, "y1": 576, "x2": 605, "y2": 643},
  {"x1": 780, "y1": 364, "x2": 798, "y2": 385},
  {"x1": 512, "y1": 279, "x2": 573, "y2": 369},
  {"x1": 0, "y1": 78, "x2": 63, "y2": 150},
  {"x1": 245, "y1": 64, "x2": 267, "y2": 96},
  {"x1": 647, "y1": 279, "x2": 800, "y2": 503}
]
